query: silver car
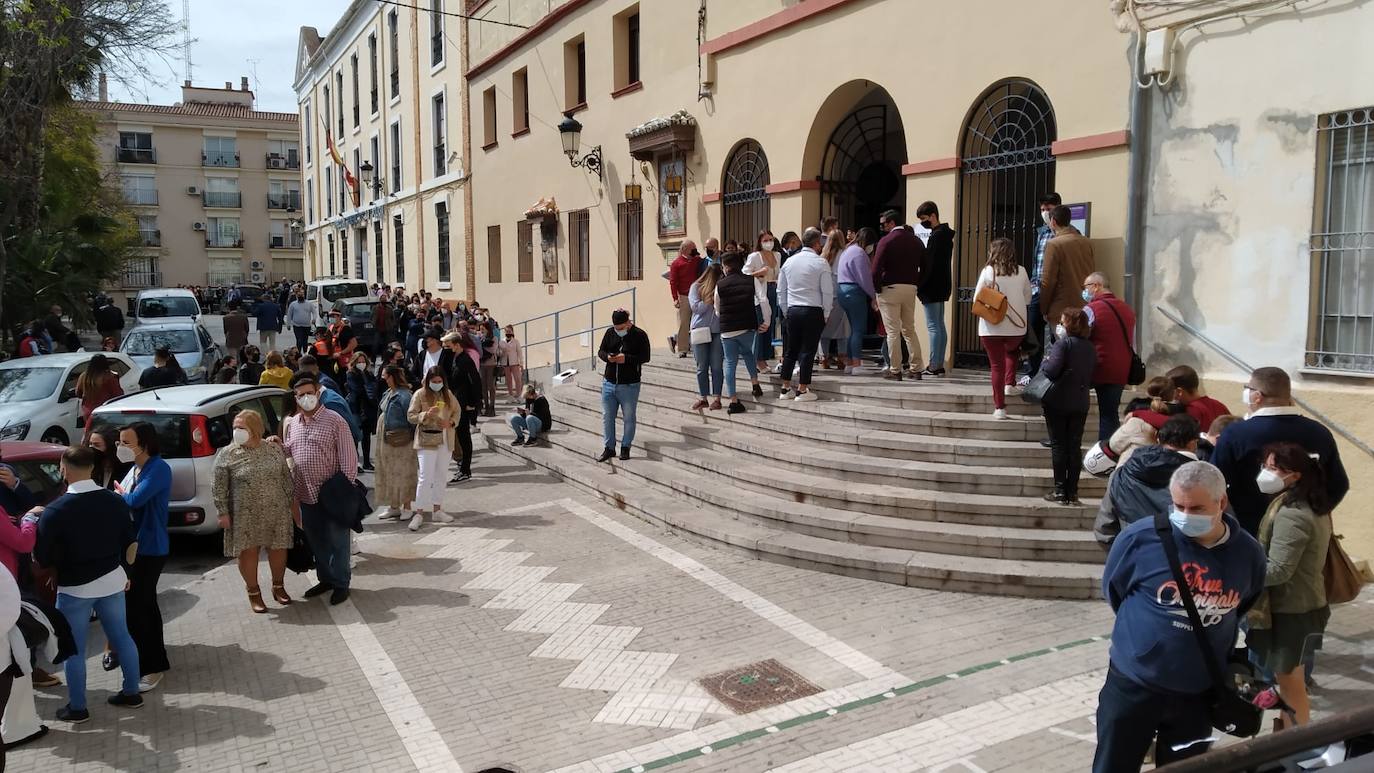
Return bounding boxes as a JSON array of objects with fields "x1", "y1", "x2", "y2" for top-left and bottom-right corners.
[
  {"x1": 120, "y1": 320, "x2": 223, "y2": 384},
  {"x1": 89, "y1": 385, "x2": 293, "y2": 535}
]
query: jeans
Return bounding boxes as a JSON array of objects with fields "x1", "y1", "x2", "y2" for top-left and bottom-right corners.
[
  {"x1": 923, "y1": 301, "x2": 947, "y2": 370},
  {"x1": 480, "y1": 363, "x2": 497, "y2": 414},
  {"x1": 880, "y1": 338, "x2": 909, "y2": 369},
  {"x1": 1095, "y1": 383, "x2": 1125, "y2": 443},
  {"x1": 755, "y1": 283, "x2": 780, "y2": 362},
  {"x1": 293, "y1": 325, "x2": 311, "y2": 351},
  {"x1": 981, "y1": 335, "x2": 1024, "y2": 410},
  {"x1": 877, "y1": 284, "x2": 922, "y2": 372},
  {"x1": 57, "y1": 591, "x2": 141, "y2": 710},
  {"x1": 415, "y1": 443, "x2": 449, "y2": 510},
  {"x1": 301, "y1": 500, "x2": 351, "y2": 589},
  {"x1": 601, "y1": 381, "x2": 641, "y2": 450},
  {"x1": 692, "y1": 332, "x2": 724, "y2": 397},
  {"x1": 509, "y1": 413, "x2": 544, "y2": 441},
  {"x1": 1093, "y1": 667, "x2": 1213, "y2": 772},
  {"x1": 126, "y1": 553, "x2": 169, "y2": 675},
  {"x1": 721, "y1": 331, "x2": 758, "y2": 399},
  {"x1": 1043, "y1": 408, "x2": 1088, "y2": 499},
  {"x1": 780, "y1": 306, "x2": 825, "y2": 386},
  {"x1": 837, "y1": 284, "x2": 870, "y2": 361},
  {"x1": 1025, "y1": 300, "x2": 1047, "y2": 376}
]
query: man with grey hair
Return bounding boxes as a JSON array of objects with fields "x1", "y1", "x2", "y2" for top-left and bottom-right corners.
[
  {"x1": 775, "y1": 227, "x2": 833, "y2": 401},
  {"x1": 1082, "y1": 270, "x2": 1137, "y2": 441},
  {"x1": 1093, "y1": 460, "x2": 1265, "y2": 772}
]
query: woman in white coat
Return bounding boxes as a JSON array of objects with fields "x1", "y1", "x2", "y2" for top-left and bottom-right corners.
[{"x1": 973, "y1": 237, "x2": 1032, "y2": 420}]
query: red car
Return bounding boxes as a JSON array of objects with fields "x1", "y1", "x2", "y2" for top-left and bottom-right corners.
[{"x1": 0, "y1": 441, "x2": 70, "y2": 507}]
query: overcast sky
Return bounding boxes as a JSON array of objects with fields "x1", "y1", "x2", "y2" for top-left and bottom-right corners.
[{"x1": 105, "y1": 0, "x2": 354, "y2": 113}]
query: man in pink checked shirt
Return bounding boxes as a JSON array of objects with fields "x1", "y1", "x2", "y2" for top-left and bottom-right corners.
[{"x1": 277, "y1": 372, "x2": 358, "y2": 605}]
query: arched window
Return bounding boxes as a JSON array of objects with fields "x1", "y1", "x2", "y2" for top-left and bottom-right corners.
[{"x1": 721, "y1": 139, "x2": 770, "y2": 249}]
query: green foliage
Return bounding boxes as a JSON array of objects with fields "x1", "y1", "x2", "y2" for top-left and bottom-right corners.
[{"x1": 2, "y1": 104, "x2": 137, "y2": 331}]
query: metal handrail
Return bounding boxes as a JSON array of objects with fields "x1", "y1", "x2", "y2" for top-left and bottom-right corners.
[
  {"x1": 1155, "y1": 703, "x2": 1374, "y2": 771},
  {"x1": 514, "y1": 287, "x2": 637, "y2": 373},
  {"x1": 1155, "y1": 304, "x2": 1374, "y2": 460}
]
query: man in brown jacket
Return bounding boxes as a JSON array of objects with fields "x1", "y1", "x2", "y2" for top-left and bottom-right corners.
[
  {"x1": 222, "y1": 300, "x2": 251, "y2": 360},
  {"x1": 1038, "y1": 204, "x2": 1096, "y2": 328}
]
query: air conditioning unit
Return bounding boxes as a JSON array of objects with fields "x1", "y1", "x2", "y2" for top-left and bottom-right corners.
[
  {"x1": 186, "y1": 185, "x2": 200, "y2": 195},
  {"x1": 268, "y1": 157, "x2": 286, "y2": 169},
  {"x1": 250, "y1": 271, "x2": 265, "y2": 283},
  {"x1": 250, "y1": 260, "x2": 265, "y2": 270},
  {"x1": 192, "y1": 221, "x2": 206, "y2": 231}
]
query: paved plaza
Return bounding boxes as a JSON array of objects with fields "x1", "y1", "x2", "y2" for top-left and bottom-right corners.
[{"x1": 12, "y1": 446, "x2": 1374, "y2": 772}]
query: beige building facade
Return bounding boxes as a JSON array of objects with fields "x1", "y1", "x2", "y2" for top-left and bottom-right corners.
[
  {"x1": 82, "y1": 78, "x2": 302, "y2": 305},
  {"x1": 294, "y1": 0, "x2": 469, "y2": 296}
]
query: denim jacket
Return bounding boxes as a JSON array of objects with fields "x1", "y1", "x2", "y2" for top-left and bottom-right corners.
[{"x1": 380, "y1": 388, "x2": 413, "y2": 432}]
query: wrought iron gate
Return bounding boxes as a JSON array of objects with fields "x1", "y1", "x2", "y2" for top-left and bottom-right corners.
[
  {"x1": 722, "y1": 140, "x2": 770, "y2": 249},
  {"x1": 820, "y1": 104, "x2": 903, "y2": 228},
  {"x1": 953, "y1": 80, "x2": 1056, "y2": 368}
]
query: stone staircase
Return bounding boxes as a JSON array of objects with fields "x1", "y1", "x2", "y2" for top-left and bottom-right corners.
[{"x1": 486, "y1": 355, "x2": 1108, "y2": 600}]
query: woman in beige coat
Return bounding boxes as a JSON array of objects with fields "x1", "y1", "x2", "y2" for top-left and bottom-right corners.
[{"x1": 407, "y1": 366, "x2": 460, "y2": 532}]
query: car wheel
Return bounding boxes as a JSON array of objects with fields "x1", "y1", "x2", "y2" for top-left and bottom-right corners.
[{"x1": 40, "y1": 428, "x2": 69, "y2": 445}]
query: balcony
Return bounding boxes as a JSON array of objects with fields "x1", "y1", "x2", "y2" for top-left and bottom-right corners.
[
  {"x1": 202, "y1": 150, "x2": 240, "y2": 168},
  {"x1": 205, "y1": 236, "x2": 244, "y2": 249},
  {"x1": 120, "y1": 268, "x2": 161, "y2": 289},
  {"x1": 203, "y1": 191, "x2": 242, "y2": 208},
  {"x1": 124, "y1": 190, "x2": 158, "y2": 206},
  {"x1": 267, "y1": 191, "x2": 302, "y2": 211},
  {"x1": 431, "y1": 33, "x2": 443, "y2": 66},
  {"x1": 269, "y1": 233, "x2": 304, "y2": 250},
  {"x1": 207, "y1": 271, "x2": 244, "y2": 286},
  {"x1": 139, "y1": 229, "x2": 161, "y2": 247},
  {"x1": 267, "y1": 152, "x2": 300, "y2": 170},
  {"x1": 117, "y1": 147, "x2": 156, "y2": 164}
]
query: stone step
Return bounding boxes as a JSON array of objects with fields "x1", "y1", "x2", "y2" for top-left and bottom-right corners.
[
  {"x1": 645, "y1": 355, "x2": 1104, "y2": 416},
  {"x1": 484, "y1": 431, "x2": 1103, "y2": 599},
  {"x1": 550, "y1": 384, "x2": 1105, "y2": 509},
  {"x1": 544, "y1": 400, "x2": 1105, "y2": 563},
  {"x1": 569, "y1": 377, "x2": 1072, "y2": 468}
]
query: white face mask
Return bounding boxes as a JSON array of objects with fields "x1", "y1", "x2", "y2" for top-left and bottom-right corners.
[
  {"x1": 1256, "y1": 468, "x2": 1289, "y2": 495},
  {"x1": 1242, "y1": 387, "x2": 1256, "y2": 409},
  {"x1": 1055, "y1": 324, "x2": 1067, "y2": 339},
  {"x1": 428, "y1": 381, "x2": 444, "y2": 392},
  {"x1": 232, "y1": 428, "x2": 250, "y2": 445},
  {"x1": 116, "y1": 444, "x2": 136, "y2": 464},
  {"x1": 1041, "y1": 210, "x2": 1053, "y2": 225},
  {"x1": 354, "y1": 362, "x2": 366, "y2": 371},
  {"x1": 297, "y1": 394, "x2": 320, "y2": 412},
  {"x1": 761, "y1": 240, "x2": 775, "y2": 251}
]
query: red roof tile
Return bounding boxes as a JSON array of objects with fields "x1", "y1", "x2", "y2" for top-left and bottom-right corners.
[{"x1": 75, "y1": 100, "x2": 298, "y2": 123}]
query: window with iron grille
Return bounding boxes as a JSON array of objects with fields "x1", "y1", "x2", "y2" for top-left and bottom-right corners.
[
  {"x1": 388, "y1": 10, "x2": 400, "y2": 98},
  {"x1": 1308, "y1": 107, "x2": 1374, "y2": 373},
  {"x1": 304, "y1": 103, "x2": 312, "y2": 163},
  {"x1": 375, "y1": 220, "x2": 384, "y2": 282},
  {"x1": 328, "y1": 234, "x2": 336, "y2": 275},
  {"x1": 617, "y1": 201, "x2": 643, "y2": 281},
  {"x1": 336, "y1": 71, "x2": 344, "y2": 137},
  {"x1": 368, "y1": 34, "x2": 379, "y2": 115},
  {"x1": 430, "y1": 0, "x2": 444, "y2": 66},
  {"x1": 325, "y1": 167, "x2": 333, "y2": 217},
  {"x1": 351, "y1": 54, "x2": 360, "y2": 128},
  {"x1": 306, "y1": 179, "x2": 314, "y2": 223},
  {"x1": 390, "y1": 120, "x2": 402, "y2": 193},
  {"x1": 393, "y1": 214, "x2": 406, "y2": 284},
  {"x1": 436, "y1": 202, "x2": 451, "y2": 282},
  {"x1": 568, "y1": 210, "x2": 590, "y2": 282},
  {"x1": 341, "y1": 230, "x2": 349, "y2": 276},
  {"x1": 487, "y1": 225, "x2": 502, "y2": 283},
  {"x1": 432, "y1": 93, "x2": 447, "y2": 176},
  {"x1": 322, "y1": 84, "x2": 331, "y2": 140},
  {"x1": 517, "y1": 220, "x2": 533, "y2": 282}
]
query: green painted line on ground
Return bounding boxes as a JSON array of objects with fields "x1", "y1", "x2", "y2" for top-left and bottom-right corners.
[{"x1": 614, "y1": 633, "x2": 1112, "y2": 773}]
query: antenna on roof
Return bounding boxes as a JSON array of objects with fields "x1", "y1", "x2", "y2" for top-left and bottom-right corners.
[{"x1": 182, "y1": 0, "x2": 192, "y2": 82}]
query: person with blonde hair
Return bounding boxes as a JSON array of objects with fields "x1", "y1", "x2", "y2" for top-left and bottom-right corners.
[
  {"x1": 817, "y1": 228, "x2": 850, "y2": 371},
  {"x1": 212, "y1": 409, "x2": 296, "y2": 613},
  {"x1": 258, "y1": 351, "x2": 293, "y2": 389},
  {"x1": 688, "y1": 263, "x2": 725, "y2": 411},
  {"x1": 974, "y1": 238, "x2": 1031, "y2": 419},
  {"x1": 406, "y1": 366, "x2": 460, "y2": 532}
]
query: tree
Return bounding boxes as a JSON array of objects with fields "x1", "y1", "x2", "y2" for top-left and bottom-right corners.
[{"x1": 0, "y1": 0, "x2": 179, "y2": 334}]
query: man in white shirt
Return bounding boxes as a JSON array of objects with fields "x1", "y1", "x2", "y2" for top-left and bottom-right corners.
[{"x1": 775, "y1": 227, "x2": 832, "y2": 402}]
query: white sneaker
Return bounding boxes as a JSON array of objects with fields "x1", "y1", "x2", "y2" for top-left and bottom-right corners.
[
  {"x1": 794, "y1": 390, "x2": 819, "y2": 402},
  {"x1": 407, "y1": 513, "x2": 424, "y2": 532},
  {"x1": 780, "y1": 387, "x2": 795, "y2": 399},
  {"x1": 993, "y1": 408, "x2": 1008, "y2": 420},
  {"x1": 1016, "y1": 375, "x2": 1031, "y2": 387},
  {"x1": 771, "y1": 363, "x2": 783, "y2": 374},
  {"x1": 1004, "y1": 385, "x2": 1024, "y2": 397},
  {"x1": 138, "y1": 673, "x2": 163, "y2": 693},
  {"x1": 376, "y1": 507, "x2": 401, "y2": 520},
  {"x1": 431, "y1": 511, "x2": 454, "y2": 524}
]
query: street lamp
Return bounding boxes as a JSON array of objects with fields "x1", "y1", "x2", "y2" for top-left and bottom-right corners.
[
  {"x1": 359, "y1": 160, "x2": 385, "y2": 195},
  {"x1": 558, "y1": 111, "x2": 603, "y2": 181}
]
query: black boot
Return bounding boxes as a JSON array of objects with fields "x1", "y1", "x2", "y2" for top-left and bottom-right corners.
[
  {"x1": 596, "y1": 447, "x2": 615, "y2": 463},
  {"x1": 619, "y1": 446, "x2": 631, "y2": 461},
  {"x1": 1042, "y1": 484, "x2": 1065, "y2": 504}
]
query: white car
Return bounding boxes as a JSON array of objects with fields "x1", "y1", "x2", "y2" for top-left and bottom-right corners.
[
  {"x1": 0, "y1": 352, "x2": 143, "y2": 445},
  {"x1": 306, "y1": 277, "x2": 369, "y2": 319},
  {"x1": 132, "y1": 287, "x2": 202, "y2": 325}
]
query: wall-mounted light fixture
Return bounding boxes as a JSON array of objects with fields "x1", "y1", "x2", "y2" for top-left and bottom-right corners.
[{"x1": 557, "y1": 112, "x2": 603, "y2": 181}]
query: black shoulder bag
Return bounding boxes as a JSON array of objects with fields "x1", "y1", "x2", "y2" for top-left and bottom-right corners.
[
  {"x1": 1102, "y1": 300, "x2": 1146, "y2": 385},
  {"x1": 1152, "y1": 513, "x2": 1263, "y2": 738}
]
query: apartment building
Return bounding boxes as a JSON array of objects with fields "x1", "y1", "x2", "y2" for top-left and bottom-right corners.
[
  {"x1": 81, "y1": 77, "x2": 303, "y2": 304},
  {"x1": 293, "y1": 0, "x2": 468, "y2": 296}
]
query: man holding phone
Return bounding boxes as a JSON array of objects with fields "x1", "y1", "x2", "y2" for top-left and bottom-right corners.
[{"x1": 596, "y1": 309, "x2": 651, "y2": 463}]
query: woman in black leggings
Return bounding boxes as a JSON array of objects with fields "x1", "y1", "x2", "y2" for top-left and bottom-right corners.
[{"x1": 1039, "y1": 308, "x2": 1097, "y2": 505}]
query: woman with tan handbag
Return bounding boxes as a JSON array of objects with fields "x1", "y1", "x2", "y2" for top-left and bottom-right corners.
[
  {"x1": 1247, "y1": 441, "x2": 1334, "y2": 727},
  {"x1": 407, "y1": 366, "x2": 460, "y2": 532},
  {"x1": 374, "y1": 365, "x2": 418, "y2": 522},
  {"x1": 972, "y1": 238, "x2": 1032, "y2": 419}
]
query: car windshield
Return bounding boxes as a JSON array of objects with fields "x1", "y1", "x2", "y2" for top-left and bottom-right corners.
[
  {"x1": 322, "y1": 283, "x2": 368, "y2": 303},
  {"x1": 0, "y1": 367, "x2": 63, "y2": 402},
  {"x1": 124, "y1": 330, "x2": 199, "y2": 355},
  {"x1": 236, "y1": 287, "x2": 263, "y2": 299},
  {"x1": 139, "y1": 296, "x2": 200, "y2": 318},
  {"x1": 88, "y1": 413, "x2": 190, "y2": 458},
  {"x1": 343, "y1": 303, "x2": 374, "y2": 317}
]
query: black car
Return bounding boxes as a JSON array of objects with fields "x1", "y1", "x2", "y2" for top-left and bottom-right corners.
[
  {"x1": 331, "y1": 296, "x2": 384, "y2": 355},
  {"x1": 232, "y1": 285, "x2": 266, "y2": 315}
]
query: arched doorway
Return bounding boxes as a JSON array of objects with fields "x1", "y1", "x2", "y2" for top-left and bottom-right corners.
[
  {"x1": 815, "y1": 86, "x2": 907, "y2": 229},
  {"x1": 721, "y1": 139, "x2": 770, "y2": 249},
  {"x1": 953, "y1": 79, "x2": 1056, "y2": 367}
]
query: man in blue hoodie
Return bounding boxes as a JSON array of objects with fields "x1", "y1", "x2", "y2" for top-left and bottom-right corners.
[{"x1": 1093, "y1": 461, "x2": 1266, "y2": 772}]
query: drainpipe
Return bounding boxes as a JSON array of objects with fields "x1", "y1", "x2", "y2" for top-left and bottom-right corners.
[{"x1": 1123, "y1": 32, "x2": 1151, "y2": 346}]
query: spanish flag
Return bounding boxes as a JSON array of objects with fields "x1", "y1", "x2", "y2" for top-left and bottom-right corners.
[{"x1": 325, "y1": 122, "x2": 360, "y2": 208}]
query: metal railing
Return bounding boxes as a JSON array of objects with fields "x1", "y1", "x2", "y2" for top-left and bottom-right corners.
[
  {"x1": 203, "y1": 191, "x2": 241, "y2": 208},
  {"x1": 1156, "y1": 704, "x2": 1374, "y2": 771},
  {"x1": 267, "y1": 192, "x2": 301, "y2": 211},
  {"x1": 266, "y1": 153, "x2": 300, "y2": 170},
  {"x1": 269, "y1": 233, "x2": 305, "y2": 250},
  {"x1": 124, "y1": 190, "x2": 158, "y2": 206},
  {"x1": 116, "y1": 147, "x2": 156, "y2": 164},
  {"x1": 1155, "y1": 304, "x2": 1374, "y2": 460},
  {"x1": 202, "y1": 150, "x2": 240, "y2": 168},
  {"x1": 515, "y1": 287, "x2": 637, "y2": 374},
  {"x1": 120, "y1": 269, "x2": 161, "y2": 288},
  {"x1": 138, "y1": 229, "x2": 161, "y2": 247}
]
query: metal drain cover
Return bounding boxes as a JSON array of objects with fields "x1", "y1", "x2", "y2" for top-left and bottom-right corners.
[{"x1": 697, "y1": 659, "x2": 822, "y2": 713}]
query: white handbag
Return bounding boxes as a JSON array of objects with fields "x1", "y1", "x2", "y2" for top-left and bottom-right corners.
[{"x1": 689, "y1": 327, "x2": 712, "y2": 345}]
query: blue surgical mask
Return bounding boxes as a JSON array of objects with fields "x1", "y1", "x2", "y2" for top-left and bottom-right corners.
[
  {"x1": 1081, "y1": 289, "x2": 1094, "y2": 303},
  {"x1": 614, "y1": 328, "x2": 629, "y2": 338},
  {"x1": 1168, "y1": 508, "x2": 1216, "y2": 537}
]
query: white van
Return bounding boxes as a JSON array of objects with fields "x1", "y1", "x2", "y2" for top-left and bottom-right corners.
[
  {"x1": 133, "y1": 288, "x2": 201, "y2": 324},
  {"x1": 305, "y1": 278, "x2": 370, "y2": 317}
]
